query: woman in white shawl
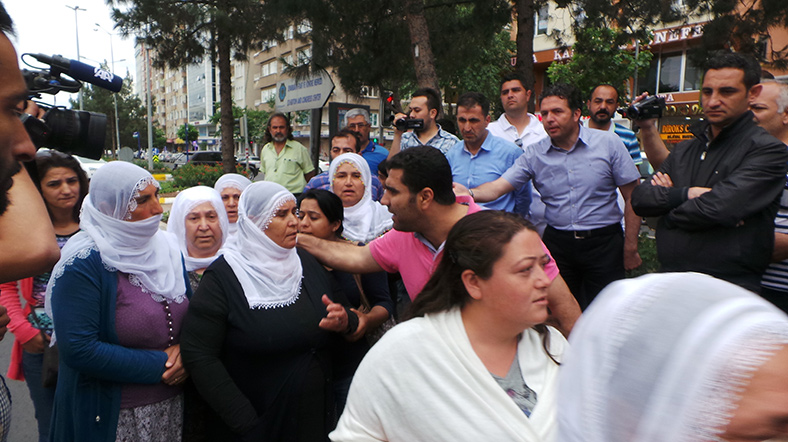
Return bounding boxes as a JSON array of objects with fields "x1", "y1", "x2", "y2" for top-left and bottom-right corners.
[
  {"x1": 558, "y1": 272, "x2": 788, "y2": 442},
  {"x1": 47, "y1": 161, "x2": 191, "y2": 442},
  {"x1": 167, "y1": 185, "x2": 229, "y2": 292},
  {"x1": 332, "y1": 211, "x2": 566, "y2": 442},
  {"x1": 213, "y1": 173, "x2": 252, "y2": 243},
  {"x1": 181, "y1": 181, "x2": 360, "y2": 441},
  {"x1": 329, "y1": 153, "x2": 392, "y2": 243}
]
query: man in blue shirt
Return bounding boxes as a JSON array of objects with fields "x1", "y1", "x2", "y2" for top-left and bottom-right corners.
[
  {"x1": 344, "y1": 108, "x2": 388, "y2": 175},
  {"x1": 585, "y1": 84, "x2": 643, "y2": 165},
  {"x1": 388, "y1": 88, "x2": 459, "y2": 159},
  {"x1": 467, "y1": 83, "x2": 642, "y2": 309},
  {"x1": 445, "y1": 92, "x2": 526, "y2": 214}
]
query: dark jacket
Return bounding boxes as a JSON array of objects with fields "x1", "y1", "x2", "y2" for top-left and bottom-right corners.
[{"x1": 632, "y1": 111, "x2": 788, "y2": 292}]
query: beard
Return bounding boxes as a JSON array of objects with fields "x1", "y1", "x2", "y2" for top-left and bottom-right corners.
[
  {"x1": 590, "y1": 111, "x2": 612, "y2": 125},
  {"x1": 272, "y1": 133, "x2": 288, "y2": 143},
  {"x1": 0, "y1": 160, "x2": 22, "y2": 216}
]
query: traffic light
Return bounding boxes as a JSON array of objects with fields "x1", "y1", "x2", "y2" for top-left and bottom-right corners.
[{"x1": 382, "y1": 91, "x2": 395, "y2": 127}]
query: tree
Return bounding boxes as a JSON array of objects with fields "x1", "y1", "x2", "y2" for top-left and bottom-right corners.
[
  {"x1": 209, "y1": 103, "x2": 270, "y2": 147},
  {"x1": 112, "y1": 0, "x2": 267, "y2": 173},
  {"x1": 546, "y1": 27, "x2": 653, "y2": 103},
  {"x1": 70, "y1": 75, "x2": 150, "y2": 156},
  {"x1": 257, "y1": 0, "x2": 512, "y2": 111},
  {"x1": 176, "y1": 124, "x2": 199, "y2": 144}
]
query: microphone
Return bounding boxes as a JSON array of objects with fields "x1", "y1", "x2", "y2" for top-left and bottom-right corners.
[{"x1": 29, "y1": 53, "x2": 123, "y2": 93}]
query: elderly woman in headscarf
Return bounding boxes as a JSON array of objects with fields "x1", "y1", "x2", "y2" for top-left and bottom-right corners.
[
  {"x1": 167, "y1": 186, "x2": 229, "y2": 292},
  {"x1": 213, "y1": 173, "x2": 252, "y2": 244},
  {"x1": 558, "y1": 272, "x2": 788, "y2": 442},
  {"x1": 47, "y1": 161, "x2": 191, "y2": 442},
  {"x1": 328, "y1": 153, "x2": 392, "y2": 244},
  {"x1": 180, "y1": 181, "x2": 359, "y2": 441}
]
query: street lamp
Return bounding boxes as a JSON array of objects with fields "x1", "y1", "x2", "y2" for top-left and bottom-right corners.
[
  {"x1": 65, "y1": 5, "x2": 86, "y2": 110},
  {"x1": 95, "y1": 24, "x2": 123, "y2": 158}
]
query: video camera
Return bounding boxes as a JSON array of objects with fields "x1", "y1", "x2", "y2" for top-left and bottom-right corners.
[
  {"x1": 20, "y1": 53, "x2": 123, "y2": 160},
  {"x1": 618, "y1": 95, "x2": 666, "y2": 121},
  {"x1": 391, "y1": 116, "x2": 424, "y2": 132}
]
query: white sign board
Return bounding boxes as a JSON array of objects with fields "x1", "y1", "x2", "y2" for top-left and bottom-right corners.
[{"x1": 275, "y1": 69, "x2": 335, "y2": 113}]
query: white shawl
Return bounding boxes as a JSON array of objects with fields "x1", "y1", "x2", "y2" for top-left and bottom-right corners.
[
  {"x1": 214, "y1": 173, "x2": 252, "y2": 241},
  {"x1": 220, "y1": 181, "x2": 302, "y2": 309},
  {"x1": 328, "y1": 153, "x2": 392, "y2": 243},
  {"x1": 167, "y1": 186, "x2": 229, "y2": 271},
  {"x1": 331, "y1": 308, "x2": 565, "y2": 442},
  {"x1": 558, "y1": 272, "x2": 788, "y2": 442}
]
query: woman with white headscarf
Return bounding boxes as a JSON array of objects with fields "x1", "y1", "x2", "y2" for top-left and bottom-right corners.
[
  {"x1": 558, "y1": 272, "x2": 788, "y2": 442},
  {"x1": 181, "y1": 181, "x2": 359, "y2": 441},
  {"x1": 167, "y1": 186, "x2": 229, "y2": 292},
  {"x1": 329, "y1": 153, "x2": 392, "y2": 243},
  {"x1": 47, "y1": 161, "x2": 191, "y2": 442},
  {"x1": 213, "y1": 173, "x2": 252, "y2": 243}
]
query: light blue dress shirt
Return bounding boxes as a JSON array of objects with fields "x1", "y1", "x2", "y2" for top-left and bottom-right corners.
[
  {"x1": 447, "y1": 133, "x2": 524, "y2": 212},
  {"x1": 501, "y1": 125, "x2": 640, "y2": 230}
]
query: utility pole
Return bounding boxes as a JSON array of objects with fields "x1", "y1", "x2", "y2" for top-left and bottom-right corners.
[{"x1": 65, "y1": 5, "x2": 86, "y2": 110}]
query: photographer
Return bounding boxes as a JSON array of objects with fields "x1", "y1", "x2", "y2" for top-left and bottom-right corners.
[{"x1": 387, "y1": 88, "x2": 458, "y2": 159}]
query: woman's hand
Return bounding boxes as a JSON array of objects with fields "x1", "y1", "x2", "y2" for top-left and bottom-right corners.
[
  {"x1": 161, "y1": 344, "x2": 189, "y2": 385},
  {"x1": 22, "y1": 332, "x2": 49, "y2": 354},
  {"x1": 318, "y1": 294, "x2": 349, "y2": 333},
  {"x1": 345, "y1": 308, "x2": 368, "y2": 342}
]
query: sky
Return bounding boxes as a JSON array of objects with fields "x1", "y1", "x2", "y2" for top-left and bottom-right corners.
[{"x1": 6, "y1": 0, "x2": 138, "y2": 108}]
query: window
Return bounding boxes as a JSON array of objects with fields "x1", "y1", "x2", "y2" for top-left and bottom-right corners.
[
  {"x1": 261, "y1": 87, "x2": 276, "y2": 103},
  {"x1": 370, "y1": 112, "x2": 379, "y2": 127},
  {"x1": 535, "y1": 5, "x2": 549, "y2": 35},
  {"x1": 297, "y1": 20, "x2": 311, "y2": 36},
  {"x1": 638, "y1": 51, "x2": 701, "y2": 95},
  {"x1": 262, "y1": 59, "x2": 278, "y2": 77},
  {"x1": 283, "y1": 25, "x2": 294, "y2": 40},
  {"x1": 297, "y1": 47, "x2": 312, "y2": 65}
]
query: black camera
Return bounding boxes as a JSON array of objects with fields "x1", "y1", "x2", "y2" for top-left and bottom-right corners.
[
  {"x1": 391, "y1": 116, "x2": 424, "y2": 132},
  {"x1": 618, "y1": 95, "x2": 666, "y2": 120},
  {"x1": 19, "y1": 54, "x2": 121, "y2": 160}
]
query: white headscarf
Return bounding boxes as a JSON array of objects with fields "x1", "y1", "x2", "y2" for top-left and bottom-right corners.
[
  {"x1": 47, "y1": 161, "x2": 187, "y2": 305},
  {"x1": 214, "y1": 173, "x2": 252, "y2": 238},
  {"x1": 220, "y1": 181, "x2": 302, "y2": 309},
  {"x1": 558, "y1": 272, "x2": 788, "y2": 442},
  {"x1": 167, "y1": 186, "x2": 229, "y2": 272},
  {"x1": 328, "y1": 153, "x2": 392, "y2": 243}
]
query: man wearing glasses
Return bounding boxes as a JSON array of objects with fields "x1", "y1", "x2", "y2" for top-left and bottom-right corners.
[{"x1": 345, "y1": 108, "x2": 388, "y2": 176}]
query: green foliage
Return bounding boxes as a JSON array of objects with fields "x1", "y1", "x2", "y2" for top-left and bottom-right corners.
[
  {"x1": 209, "y1": 103, "x2": 270, "y2": 145},
  {"x1": 176, "y1": 124, "x2": 199, "y2": 143},
  {"x1": 131, "y1": 159, "x2": 169, "y2": 174},
  {"x1": 171, "y1": 163, "x2": 254, "y2": 189},
  {"x1": 158, "y1": 181, "x2": 178, "y2": 195},
  {"x1": 152, "y1": 126, "x2": 167, "y2": 148},
  {"x1": 256, "y1": 0, "x2": 512, "y2": 107},
  {"x1": 547, "y1": 27, "x2": 653, "y2": 104},
  {"x1": 625, "y1": 232, "x2": 660, "y2": 278}
]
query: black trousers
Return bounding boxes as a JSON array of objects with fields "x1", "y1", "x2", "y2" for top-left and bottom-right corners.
[{"x1": 542, "y1": 224, "x2": 624, "y2": 311}]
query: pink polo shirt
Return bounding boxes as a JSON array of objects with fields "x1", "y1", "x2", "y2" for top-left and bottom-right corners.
[{"x1": 369, "y1": 196, "x2": 559, "y2": 300}]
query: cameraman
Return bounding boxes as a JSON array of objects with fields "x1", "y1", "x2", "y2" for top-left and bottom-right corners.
[{"x1": 387, "y1": 88, "x2": 458, "y2": 159}]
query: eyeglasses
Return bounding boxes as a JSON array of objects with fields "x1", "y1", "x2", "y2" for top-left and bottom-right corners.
[
  {"x1": 515, "y1": 138, "x2": 523, "y2": 148},
  {"x1": 347, "y1": 123, "x2": 369, "y2": 130}
]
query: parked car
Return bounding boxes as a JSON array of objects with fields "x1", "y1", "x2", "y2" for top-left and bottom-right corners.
[
  {"x1": 73, "y1": 155, "x2": 108, "y2": 179},
  {"x1": 169, "y1": 151, "x2": 223, "y2": 170},
  {"x1": 236, "y1": 155, "x2": 260, "y2": 179}
]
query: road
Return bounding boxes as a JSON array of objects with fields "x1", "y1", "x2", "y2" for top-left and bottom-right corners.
[{"x1": 0, "y1": 332, "x2": 39, "y2": 441}]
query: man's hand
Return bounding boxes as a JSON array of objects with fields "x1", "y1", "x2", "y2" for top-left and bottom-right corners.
[
  {"x1": 650, "y1": 172, "x2": 674, "y2": 188},
  {"x1": 21, "y1": 331, "x2": 49, "y2": 353},
  {"x1": 688, "y1": 187, "x2": 711, "y2": 199},
  {"x1": 392, "y1": 112, "x2": 408, "y2": 134},
  {"x1": 452, "y1": 182, "x2": 471, "y2": 197},
  {"x1": 630, "y1": 92, "x2": 659, "y2": 133},
  {"x1": 624, "y1": 249, "x2": 642, "y2": 271}
]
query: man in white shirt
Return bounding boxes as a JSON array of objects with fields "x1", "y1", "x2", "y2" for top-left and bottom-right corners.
[{"x1": 488, "y1": 73, "x2": 548, "y2": 232}]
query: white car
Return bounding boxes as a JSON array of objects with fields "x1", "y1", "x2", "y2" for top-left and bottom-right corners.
[{"x1": 73, "y1": 155, "x2": 108, "y2": 179}]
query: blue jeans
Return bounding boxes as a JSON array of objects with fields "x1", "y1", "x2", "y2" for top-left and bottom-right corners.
[{"x1": 22, "y1": 351, "x2": 55, "y2": 442}]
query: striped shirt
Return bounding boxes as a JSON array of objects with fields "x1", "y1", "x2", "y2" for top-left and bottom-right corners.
[{"x1": 762, "y1": 176, "x2": 788, "y2": 291}]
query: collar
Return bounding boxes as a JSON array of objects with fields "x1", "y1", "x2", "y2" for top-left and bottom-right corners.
[
  {"x1": 690, "y1": 111, "x2": 755, "y2": 145},
  {"x1": 542, "y1": 123, "x2": 586, "y2": 154},
  {"x1": 499, "y1": 113, "x2": 542, "y2": 135},
  {"x1": 414, "y1": 231, "x2": 445, "y2": 257},
  {"x1": 463, "y1": 131, "x2": 492, "y2": 155}
]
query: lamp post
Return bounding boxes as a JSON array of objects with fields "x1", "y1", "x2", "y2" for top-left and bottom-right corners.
[
  {"x1": 95, "y1": 24, "x2": 123, "y2": 158},
  {"x1": 65, "y1": 5, "x2": 86, "y2": 110}
]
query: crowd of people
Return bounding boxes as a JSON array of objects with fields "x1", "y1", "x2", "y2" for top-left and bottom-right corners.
[{"x1": 2, "y1": 1, "x2": 788, "y2": 440}]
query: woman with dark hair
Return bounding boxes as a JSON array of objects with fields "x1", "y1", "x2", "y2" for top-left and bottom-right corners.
[
  {"x1": 297, "y1": 189, "x2": 393, "y2": 414},
  {"x1": 0, "y1": 150, "x2": 88, "y2": 442},
  {"x1": 331, "y1": 211, "x2": 566, "y2": 442}
]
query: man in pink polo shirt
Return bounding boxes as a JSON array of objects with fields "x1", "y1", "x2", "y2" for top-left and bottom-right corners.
[{"x1": 297, "y1": 146, "x2": 580, "y2": 335}]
